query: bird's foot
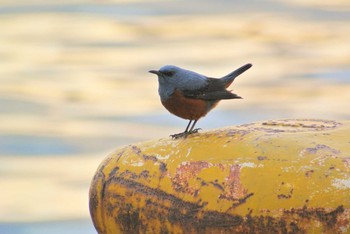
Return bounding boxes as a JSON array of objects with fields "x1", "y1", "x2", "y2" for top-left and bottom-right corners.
[
  {"x1": 170, "y1": 128, "x2": 201, "y2": 139},
  {"x1": 170, "y1": 132, "x2": 188, "y2": 139},
  {"x1": 190, "y1": 128, "x2": 201, "y2": 134}
]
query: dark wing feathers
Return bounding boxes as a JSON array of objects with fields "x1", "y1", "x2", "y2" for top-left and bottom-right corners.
[
  {"x1": 182, "y1": 78, "x2": 241, "y2": 101},
  {"x1": 181, "y1": 64, "x2": 252, "y2": 101},
  {"x1": 186, "y1": 90, "x2": 242, "y2": 100}
]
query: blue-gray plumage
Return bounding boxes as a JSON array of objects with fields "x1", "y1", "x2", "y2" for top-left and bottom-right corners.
[
  {"x1": 156, "y1": 65, "x2": 208, "y2": 101},
  {"x1": 149, "y1": 63, "x2": 252, "y2": 138}
]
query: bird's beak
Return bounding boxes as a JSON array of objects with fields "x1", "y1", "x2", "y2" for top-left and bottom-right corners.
[{"x1": 149, "y1": 70, "x2": 162, "y2": 76}]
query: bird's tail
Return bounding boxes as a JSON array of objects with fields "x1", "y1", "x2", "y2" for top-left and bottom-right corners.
[{"x1": 221, "y1": 63, "x2": 252, "y2": 88}]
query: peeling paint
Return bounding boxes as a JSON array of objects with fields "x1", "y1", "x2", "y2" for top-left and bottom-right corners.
[
  {"x1": 172, "y1": 161, "x2": 212, "y2": 195},
  {"x1": 260, "y1": 119, "x2": 341, "y2": 132},
  {"x1": 343, "y1": 157, "x2": 350, "y2": 168},
  {"x1": 185, "y1": 147, "x2": 192, "y2": 158},
  {"x1": 332, "y1": 179, "x2": 350, "y2": 189},
  {"x1": 299, "y1": 144, "x2": 340, "y2": 161},
  {"x1": 153, "y1": 153, "x2": 170, "y2": 160},
  {"x1": 220, "y1": 165, "x2": 250, "y2": 202},
  {"x1": 240, "y1": 162, "x2": 256, "y2": 168},
  {"x1": 257, "y1": 156, "x2": 267, "y2": 161},
  {"x1": 130, "y1": 161, "x2": 144, "y2": 167},
  {"x1": 305, "y1": 169, "x2": 314, "y2": 177}
]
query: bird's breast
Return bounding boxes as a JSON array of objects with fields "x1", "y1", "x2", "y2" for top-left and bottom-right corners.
[{"x1": 161, "y1": 90, "x2": 218, "y2": 120}]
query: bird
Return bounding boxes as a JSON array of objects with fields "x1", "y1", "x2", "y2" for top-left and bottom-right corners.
[{"x1": 149, "y1": 63, "x2": 252, "y2": 138}]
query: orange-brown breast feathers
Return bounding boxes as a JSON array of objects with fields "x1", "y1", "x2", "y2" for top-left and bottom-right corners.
[{"x1": 162, "y1": 90, "x2": 218, "y2": 120}]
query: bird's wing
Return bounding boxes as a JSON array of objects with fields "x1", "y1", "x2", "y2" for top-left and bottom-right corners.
[
  {"x1": 182, "y1": 78, "x2": 241, "y2": 101},
  {"x1": 183, "y1": 90, "x2": 242, "y2": 100}
]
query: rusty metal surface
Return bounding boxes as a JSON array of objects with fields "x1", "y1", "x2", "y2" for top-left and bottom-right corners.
[{"x1": 89, "y1": 119, "x2": 350, "y2": 233}]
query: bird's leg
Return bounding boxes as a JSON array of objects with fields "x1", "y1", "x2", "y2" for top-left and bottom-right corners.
[
  {"x1": 171, "y1": 120, "x2": 201, "y2": 139},
  {"x1": 188, "y1": 120, "x2": 201, "y2": 133},
  {"x1": 184, "y1": 120, "x2": 193, "y2": 132}
]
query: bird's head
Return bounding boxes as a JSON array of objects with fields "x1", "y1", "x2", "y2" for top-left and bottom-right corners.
[
  {"x1": 149, "y1": 65, "x2": 181, "y2": 84},
  {"x1": 149, "y1": 65, "x2": 208, "y2": 101},
  {"x1": 149, "y1": 65, "x2": 207, "y2": 87}
]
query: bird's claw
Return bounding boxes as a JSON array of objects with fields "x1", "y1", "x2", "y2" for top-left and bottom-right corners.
[
  {"x1": 170, "y1": 128, "x2": 201, "y2": 139},
  {"x1": 190, "y1": 128, "x2": 201, "y2": 133}
]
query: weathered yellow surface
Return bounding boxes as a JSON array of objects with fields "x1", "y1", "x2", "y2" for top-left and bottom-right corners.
[{"x1": 89, "y1": 119, "x2": 350, "y2": 233}]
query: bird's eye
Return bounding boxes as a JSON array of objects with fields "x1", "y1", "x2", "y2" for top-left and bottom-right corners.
[{"x1": 162, "y1": 71, "x2": 174, "y2": 77}]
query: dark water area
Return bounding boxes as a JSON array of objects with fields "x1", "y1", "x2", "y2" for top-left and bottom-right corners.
[
  {"x1": 0, "y1": 134, "x2": 132, "y2": 156},
  {"x1": 0, "y1": 0, "x2": 350, "y2": 22},
  {"x1": 304, "y1": 69, "x2": 350, "y2": 83},
  {"x1": 0, "y1": 110, "x2": 275, "y2": 156},
  {"x1": 0, "y1": 97, "x2": 49, "y2": 115},
  {"x1": 0, "y1": 219, "x2": 95, "y2": 234}
]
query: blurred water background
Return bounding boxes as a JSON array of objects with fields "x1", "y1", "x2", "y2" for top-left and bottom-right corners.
[{"x1": 0, "y1": 0, "x2": 349, "y2": 233}]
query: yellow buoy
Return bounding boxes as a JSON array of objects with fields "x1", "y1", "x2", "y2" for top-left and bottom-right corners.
[{"x1": 89, "y1": 119, "x2": 350, "y2": 233}]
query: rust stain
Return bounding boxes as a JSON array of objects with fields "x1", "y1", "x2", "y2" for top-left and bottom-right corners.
[
  {"x1": 219, "y1": 165, "x2": 248, "y2": 201},
  {"x1": 89, "y1": 170, "x2": 108, "y2": 234},
  {"x1": 303, "y1": 144, "x2": 340, "y2": 155},
  {"x1": 226, "y1": 129, "x2": 251, "y2": 138},
  {"x1": 108, "y1": 166, "x2": 119, "y2": 178},
  {"x1": 216, "y1": 163, "x2": 225, "y2": 171},
  {"x1": 116, "y1": 147, "x2": 127, "y2": 157},
  {"x1": 142, "y1": 154, "x2": 158, "y2": 162},
  {"x1": 131, "y1": 145, "x2": 168, "y2": 176},
  {"x1": 277, "y1": 182, "x2": 294, "y2": 200},
  {"x1": 304, "y1": 169, "x2": 314, "y2": 177},
  {"x1": 283, "y1": 205, "x2": 348, "y2": 232},
  {"x1": 102, "y1": 175, "x2": 350, "y2": 233},
  {"x1": 277, "y1": 192, "x2": 292, "y2": 200},
  {"x1": 93, "y1": 167, "x2": 349, "y2": 234},
  {"x1": 159, "y1": 161, "x2": 167, "y2": 174},
  {"x1": 336, "y1": 208, "x2": 350, "y2": 233},
  {"x1": 131, "y1": 145, "x2": 159, "y2": 162},
  {"x1": 261, "y1": 119, "x2": 341, "y2": 132},
  {"x1": 257, "y1": 156, "x2": 267, "y2": 161},
  {"x1": 139, "y1": 170, "x2": 150, "y2": 179},
  {"x1": 343, "y1": 157, "x2": 350, "y2": 168},
  {"x1": 300, "y1": 144, "x2": 341, "y2": 167},
  {"x1": 172, "y1": 161, "x2": 211, "y2": 196},
  {"x1": 131, "y1": 145, "x2": 142, "y2": 155},
  {"x1": 172, "y1": 161, "x2": 254, "y2": 211},
  {"x1": 101, "y1": 177, "x2": 272, "y2": 233},
  {"x1": 209, "y1": 181, "x2": 224, "y2": 191},
  {"x1": 171, "y1": 162, "x2": 252, "y2": 204},
  {"x1": 119, "y1": 170, "x2": 139, "y2": 180}
]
